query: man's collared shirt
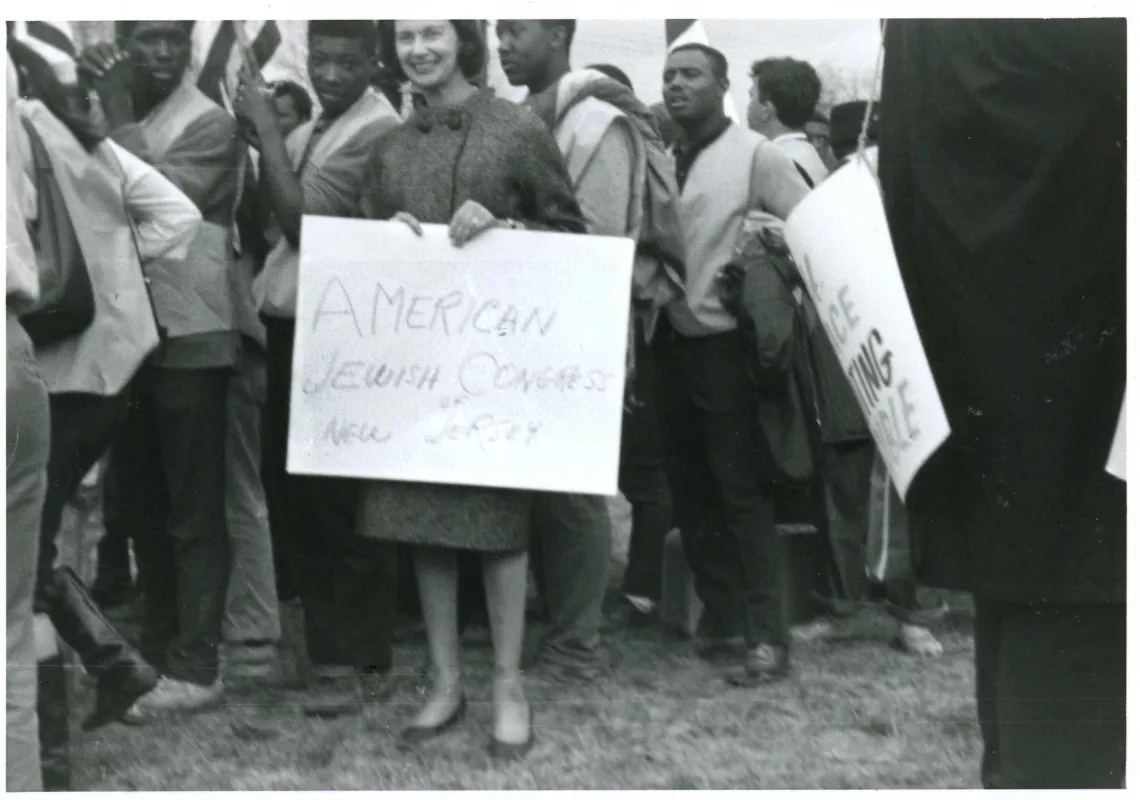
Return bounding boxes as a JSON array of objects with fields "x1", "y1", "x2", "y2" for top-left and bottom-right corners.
[{"x1": 674, "y1": 115, "x2": 732, "y2": 192}]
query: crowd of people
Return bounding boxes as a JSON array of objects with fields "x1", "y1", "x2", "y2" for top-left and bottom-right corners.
[{"x1": 6, "y1": 18, "x2": 1125, "y2": 792}]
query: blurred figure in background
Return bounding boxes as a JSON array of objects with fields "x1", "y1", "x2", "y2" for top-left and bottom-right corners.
[
  {"x1": 880, "y1": 18, "x2": 1125, "y2": 788},
  {"x1": 270, "y1": 79, "x2": 312, "y2": 137},
  {"x1": 803, "y1": 108, "x2": 837, "y2": 173}
]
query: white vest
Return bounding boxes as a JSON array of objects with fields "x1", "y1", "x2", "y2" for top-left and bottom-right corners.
[
  {"x1": 21, "y1": 102, "x2": 163, "y2": 396},
  {"x1": 667, "y1": 125, "x2": 765, "y2": 337}
]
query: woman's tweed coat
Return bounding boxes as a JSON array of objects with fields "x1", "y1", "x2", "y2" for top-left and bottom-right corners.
[{"x1": 357, "y1": 89, "x2": 586, "y2": 552}]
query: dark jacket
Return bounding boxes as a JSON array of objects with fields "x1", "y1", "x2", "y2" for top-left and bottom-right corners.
[
  {"x1": 879, "y1": 19, "x2": 1126, "y2": 604},
  {"x1": 724, "y1": 222, "x2": 871, "y2": 485}
]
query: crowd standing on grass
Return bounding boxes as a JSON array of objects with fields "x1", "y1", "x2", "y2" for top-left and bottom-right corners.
[{"x1": 5, "y1": 17, "x2": 1124, "y2": 791}]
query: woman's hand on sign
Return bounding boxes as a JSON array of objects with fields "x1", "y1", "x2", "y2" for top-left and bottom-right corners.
[
  {"x1": 392, "y1": 212, "x2": 424, "y2": 237},
  {"x1": 448, "y1": 199, "x2": 501, "y2": 248}
]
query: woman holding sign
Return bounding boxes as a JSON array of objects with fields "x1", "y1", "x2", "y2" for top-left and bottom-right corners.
[{"x1": 359, "y1": 20, "x2": 585, "y2": 758}]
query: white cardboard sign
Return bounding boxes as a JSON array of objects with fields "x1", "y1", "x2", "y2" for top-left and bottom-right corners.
[
  {"x1": 785, "y1": 158, "x2": 951, "y2": 499},
  {"x1": 287, "y1": 217, "x2": 634, "y2": 495}
]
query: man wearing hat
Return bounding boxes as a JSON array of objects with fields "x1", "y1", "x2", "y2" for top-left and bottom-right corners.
[{"x1": 828, "y1": 99, "x2": 880, "y2": 164}]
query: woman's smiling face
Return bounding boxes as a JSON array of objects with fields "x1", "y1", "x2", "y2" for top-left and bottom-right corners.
[{"x1": 395, "y1": 20, "x2": 460, "y2": 91}]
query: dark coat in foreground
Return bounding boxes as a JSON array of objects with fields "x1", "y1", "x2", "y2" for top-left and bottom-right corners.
[{"x1": 879, "y1": 19, "x2": 1126, "y2": 604}]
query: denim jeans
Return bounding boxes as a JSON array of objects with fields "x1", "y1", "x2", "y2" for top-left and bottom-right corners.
[
  {"x1": 104, "y1": 366, "x2": 232, "y2": 685},
  {"x1": 222, "y1": 342, "x2": 280, "y2": 645},
  {"x1": 7, "y1": 312, "x2": 49, "y2": 791}
]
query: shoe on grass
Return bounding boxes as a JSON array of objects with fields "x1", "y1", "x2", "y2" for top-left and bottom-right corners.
[
  {"x1": 790, "y1": 618, "x2": 835, "y2": 643},
  {"x1": 893, "y1": 623, "x2": 944, "y2": 657},
  {"x1": 725, "y1": 643, "x2": 791, "y2": 686},
  {"x1": 125, "y1": 676, "x2": 223, "y2": 719}
]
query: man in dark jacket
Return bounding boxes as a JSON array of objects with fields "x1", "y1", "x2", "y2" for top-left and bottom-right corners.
[{"x1": 879, "y1": 19, "x2": 1125, "y2": 789}]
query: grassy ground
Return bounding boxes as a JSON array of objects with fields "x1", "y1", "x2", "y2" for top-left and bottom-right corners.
[
  {"x1": 65, "y1": 496, "x2": 982, "y2": 790},
  {"x1": 71, "y1": 595, "x2": 980, "y2": 791}
]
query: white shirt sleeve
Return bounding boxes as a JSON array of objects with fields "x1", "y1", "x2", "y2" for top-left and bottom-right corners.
[
  {"x1": 104, "y1": 140, "x2": 202, "y2": 263},
  {"x1": 7, "y1": 56, "x2": 39, "y2": 306}
]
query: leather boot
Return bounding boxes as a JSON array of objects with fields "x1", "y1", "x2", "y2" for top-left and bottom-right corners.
[
  {"x1": 44, "y1": 567, "x2": 158, "y2": 730},
  {"x1": 37, "y1": 654, "x2": 71, "y2": 791}
]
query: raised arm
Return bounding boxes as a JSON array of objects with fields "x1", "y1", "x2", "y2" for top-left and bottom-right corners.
[{"x1": 106, "y1": 140, "x2": 202, "y2": 262}]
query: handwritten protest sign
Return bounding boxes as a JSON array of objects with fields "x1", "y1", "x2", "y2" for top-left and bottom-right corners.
[
  {"x1": 1106, "y1": 392, "x2": 1125, "y2": 481},
  {"x1": 287, "y1": 217, "x2": 634, "y2": 495},
  {"x1": 785, "y1": 158, "x2": 950, "y2": 499}
]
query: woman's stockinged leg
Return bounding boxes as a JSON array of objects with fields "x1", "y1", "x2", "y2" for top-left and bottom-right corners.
[
  {"x1": 409, "y1": 547, "x2": 464, "y2": 729},
  {"x1": 482, "y1": 549, "x2": 531, "y2": 750}
]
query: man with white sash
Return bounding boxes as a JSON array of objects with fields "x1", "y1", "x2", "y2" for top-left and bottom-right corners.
[
  {"x1": 79, "y1": 20, "x2": 244, "y2": 714},
  {"x1": 236, "y1": 20, "x2": 402, "y2": 715},
  {"x1": 497, "y1": 19, "x2": 677, "y2": 680}
]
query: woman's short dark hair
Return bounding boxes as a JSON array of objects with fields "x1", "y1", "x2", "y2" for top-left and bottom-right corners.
[
  {"x1": 378, "y1": 20, "x2": 486, "y2": 83},
  {"x1": 308, "y1": 20, "x2": 379, "y2": 59},
  {"x1": 272, "y1": 80, "x2": 313, "y2": 121},
  {"x1": 750, "y1": 58, "x2": 822, "y2": 130}
]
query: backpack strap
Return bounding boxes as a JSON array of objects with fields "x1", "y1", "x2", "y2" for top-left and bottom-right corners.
[{"x1": 793, "y1": 159, "x2": 816, "y2": 189}]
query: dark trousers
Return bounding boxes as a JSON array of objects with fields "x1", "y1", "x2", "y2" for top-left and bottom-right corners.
[
  {"x1": 530, "y1": 492, "x2": 612, "y2": 671},
  {"x1": 813, "y1": 441, "x2": 931, "y2": 623},
  {"x1": 35, "y1": 392, "x2": 129, "y2": 612},
  {"x1": 618, "y1": 323, "x2": 672, "y2": 602},
  {"x1": 974, "y1": 598, "x2": 1125, "y2": 788},
  {"x1": 93, "y1": 526, "x2": 133, "y2": 599},
  {"x1": 104, "y1": 366, "x2": 231, "y2": 685},
  {"x1": 656, "y1": 323, "x2": 786, "y2": 648},
  {"x1": 262, "y1": 317, "x2": 396, "y2": 670}
]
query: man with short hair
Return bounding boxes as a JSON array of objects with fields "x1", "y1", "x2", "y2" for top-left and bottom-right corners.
[
  {"x1": 271, "y1": 80, "x2": 312, "y2": 137},
  {"x1": 497, "y1": 19, "x2": 638, "y2": 676},
  {"x1": 747, "y1": 57, "x2": 829, "y2": 187},
  {"x1": 81, "y1": 19, "x2": 245, "y2": 713},
  {"x1": 237, "y1": 20, "x2": 402, "y2": 715},
  {"x1": 660, "y1": 43, "x2": 809, "y2": 685}
]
